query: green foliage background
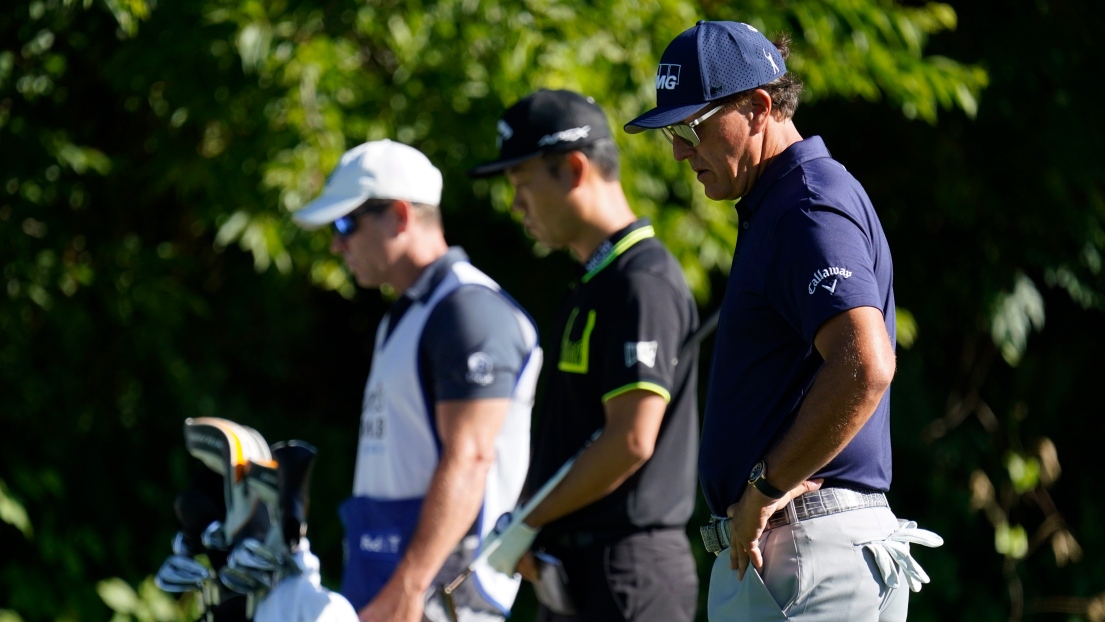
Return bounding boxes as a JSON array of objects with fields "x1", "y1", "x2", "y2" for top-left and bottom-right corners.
[{"x1": 2, "y1": 0, "x2": 1103, "y2": 620}]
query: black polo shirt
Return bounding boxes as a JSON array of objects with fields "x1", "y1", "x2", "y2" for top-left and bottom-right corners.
[
  {"x1": 528, "y1": 219, "x2": 700, "y2": 540},
  {"x1": 698, "y1": 136, "x2": 896, "y2": 517}
]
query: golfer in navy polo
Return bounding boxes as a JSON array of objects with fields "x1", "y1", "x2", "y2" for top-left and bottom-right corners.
[{"x1": 626, "y1": 21, "x2": 943, "y2": 621}]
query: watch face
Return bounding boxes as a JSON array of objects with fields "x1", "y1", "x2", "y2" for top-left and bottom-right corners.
[{"x1": 748, "y1": 460, "x2": 765, "y2": 483}]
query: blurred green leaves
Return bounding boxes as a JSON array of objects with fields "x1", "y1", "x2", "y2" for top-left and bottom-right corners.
[
  {"x1": 97, "y1": 576, "x2": 186, "y2": 622},
  {"x1": 0, "y1": 480, "x2": 32, "y2": 539},
  {"x1": 1004, "y1": 451, "x2": 1041, "y2": 495},
  {"x1": 708, "y1": 0, "x2": 988, "y2": 123},
  {"x1": 990, "y1": 273, "x2": 1045, "y2": 366},
  {"x1": 995, "y1": 522, "x2": 1029, "y2": 560},
  {"x1": 102, "y1": 0, "x2": 152, "y2": 38},
  {"x1": 191, "y1": 0, "x2": 987, "y2": 301},
  {"x1": 8, "y1": 0, "x2": 1105, "y2": 620},
  {"x1": 896, "y1": 307, "x2": 918, "y2": 348}
]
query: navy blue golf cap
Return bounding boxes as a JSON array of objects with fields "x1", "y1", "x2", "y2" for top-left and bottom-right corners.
[{"x1": 624, "y1": 21, "x2": 786, "y2": 133}]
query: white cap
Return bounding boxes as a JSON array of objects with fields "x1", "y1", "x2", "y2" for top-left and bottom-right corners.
[{"x1": 292, "y1": 139, "x2": 443, "y2": 228}]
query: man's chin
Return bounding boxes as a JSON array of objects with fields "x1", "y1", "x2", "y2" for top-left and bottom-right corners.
[
  {"x1": 525, "y1": 228, "x2": 552, "y2": 248},
  {"x1": 701, "y1": 186, "x2": 724, "y2": 202},
  {"x1": 702, "y1": 184, "x2": 739, "y2": 203},
  {"x1": 353, "y1": 274, "x2": 379, "y2": 289}
]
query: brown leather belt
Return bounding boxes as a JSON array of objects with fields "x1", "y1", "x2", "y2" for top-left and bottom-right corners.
[{"x1": 699, "y1": 487, "x2": 888, "y2": 555}]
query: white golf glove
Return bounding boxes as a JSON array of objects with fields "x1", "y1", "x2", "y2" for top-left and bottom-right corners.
[
  {"x1": 862, "y1": 519, "x2": 944, "y2": 593},
  {"x1": 483, "y1": 512, "x2": 540, "y2": 576}
]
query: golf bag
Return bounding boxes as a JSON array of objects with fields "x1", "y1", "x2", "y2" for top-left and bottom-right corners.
[{"x1": 156, "y1": 417, "x2": 357, "y2": 622}]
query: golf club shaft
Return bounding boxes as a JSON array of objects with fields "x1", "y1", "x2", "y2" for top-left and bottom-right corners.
[{"x1": 444, "y1": 428, "x2": 602, "y2": 594}]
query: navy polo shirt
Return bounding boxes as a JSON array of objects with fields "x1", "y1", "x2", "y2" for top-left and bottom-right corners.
[{"x1": 698, "y1": 136, "x2": 896, "y2": 517}]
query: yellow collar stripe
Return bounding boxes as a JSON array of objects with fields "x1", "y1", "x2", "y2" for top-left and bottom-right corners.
[{"x1": 582, "y1": 225, "x2": 655, "y2": 283}]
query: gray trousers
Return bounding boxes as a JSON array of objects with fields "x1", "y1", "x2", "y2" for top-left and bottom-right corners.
[{"x1": 707, "y1": 506, "x2": 911, "y2": 621}]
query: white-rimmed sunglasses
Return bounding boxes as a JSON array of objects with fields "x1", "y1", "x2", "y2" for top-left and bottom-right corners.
[{"x1": 661, "y1": 104, "x2": 726, "y2": 147}]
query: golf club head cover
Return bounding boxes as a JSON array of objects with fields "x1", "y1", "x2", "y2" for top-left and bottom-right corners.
[
  {"x1": 183, "y1": 417, "x2": 272, "y2": 545},
  {"x1": 173, "y1": 482, "x2": 224, "y2": 558},
  {"x1": 245, "y1": 458, "x2": 286, "y2": 553},
  {"x1": 271, "y1": 440, "x2": 317, "y2": 551},
  {"x1": 483, "y1": 511, "x2": 540, "y2": 576}
]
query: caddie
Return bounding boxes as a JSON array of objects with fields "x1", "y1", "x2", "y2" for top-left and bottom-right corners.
[
  {"x1": 292, "y1": 139, "x2": 542, "y2": 622},
  {"x1": 625, "y1": 20, "x2": 943, "y2": 621}
]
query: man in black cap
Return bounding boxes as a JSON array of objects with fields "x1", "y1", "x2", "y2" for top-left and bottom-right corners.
[
  {"x1": 625, "y1": 20, "x2": 942, "y2": 621},
  {"x1": 469, "y1": 89, "x2": 700, "y2": 622}
]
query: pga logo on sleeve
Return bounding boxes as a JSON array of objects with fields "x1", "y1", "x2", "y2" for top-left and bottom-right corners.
[{"x1": 656, "y1": 64, "x2": 681, "y2": 90}]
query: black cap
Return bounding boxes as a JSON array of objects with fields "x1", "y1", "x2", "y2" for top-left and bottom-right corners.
[{"x1": 468, "y1": 89, "x2": 612, "y2": 178}]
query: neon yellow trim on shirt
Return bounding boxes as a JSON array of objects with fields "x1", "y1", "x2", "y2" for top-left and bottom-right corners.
[
  {"x1": 581, "y1": 226, "x2": 656, "y2": 283},
  {"x1": 558, "y1": 308, "x2": 597, "y2": 374},
  {"x1": 602, "y1": 382, "x2": 672, "y2": 404}
]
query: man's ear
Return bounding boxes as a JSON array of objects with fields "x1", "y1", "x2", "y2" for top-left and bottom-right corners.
[
  {"x1": 389, "y1": 199, "x2": 412, "y2": 233},
  {"x1": 748, "y1": 89, "x2": 774, "y2": 133},
  {"x1": 562, "y1": 150, "x2": 588, "y2": 190}
]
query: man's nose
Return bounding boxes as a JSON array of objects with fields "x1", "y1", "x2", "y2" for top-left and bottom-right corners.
[
  {"x1": 672, "y1": 135, "x2": 694, "y2": 161},
  {"x1": 330, "y1": 234, "x2": 346, "y2": 254}
]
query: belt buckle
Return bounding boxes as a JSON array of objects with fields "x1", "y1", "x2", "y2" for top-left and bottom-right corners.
[{"x1": 699, "y1": 519, "x2": 728, "y2": 556}]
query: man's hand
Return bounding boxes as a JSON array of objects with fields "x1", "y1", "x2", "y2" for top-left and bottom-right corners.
[
  {"x1": 484, "y1": 514, "x2": 540, "y2": 576},
  {"x1": 516, "y1": 551, "x2": 541, "y2": 583},
  {"x1": 357, "y1": 577, "x2": 425, "y2": 622},
  {"x1": 726, "y1": 479, "x2": 822, "y2": 579}
]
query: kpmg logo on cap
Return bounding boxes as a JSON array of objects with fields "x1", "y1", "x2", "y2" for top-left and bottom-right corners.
[
  {"x1": 656, "y1": 64, "x2": 681, "y2": 90},
  {"x1": 496, "y1": 120, "x2": 514, "y2": 149},
  {"x1": 537, "y1": 125, "x2": 591, "y2": 147}
]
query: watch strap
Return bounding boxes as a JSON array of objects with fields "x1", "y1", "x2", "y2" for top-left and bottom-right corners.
[{"x1": 752, "y1": 475, "x2": 786, "y2": 499}]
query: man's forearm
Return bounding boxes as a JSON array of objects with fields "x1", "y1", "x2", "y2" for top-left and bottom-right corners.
[
  {"x1": 766, "y1": 358, "x2": 887, "y2": 489},
  {"x1": 523, "y1": 433, "x2": 645, "y2": 527},
  {"x1": 524, "y1": 391, "x2": 667, "y2": 528},
  {"x1": 766, "y1": 309, "x2": 895, "y2": 490},
  {"x1": 387, "y1": 451, "x2": 491, "y2": 593}
]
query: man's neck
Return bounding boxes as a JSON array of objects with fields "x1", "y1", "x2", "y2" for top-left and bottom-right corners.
[
  {"x1": 568, "y1": 182, "x2": 637, "y2": 263},
  {"x1": 388, "y1": 230, "x2": 449, "y2": 296},
  {"x1": 757, "y1": 118, "x2": 804, "y2": 174}
]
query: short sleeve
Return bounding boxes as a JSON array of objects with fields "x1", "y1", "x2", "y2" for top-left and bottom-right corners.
[
  {"x1": 421, "y1": 285, "x2": 531, "y2": 402},
  {"x1": 768, "y1": 203, "x2": 884, "y2": 343},
  {"x1": 595, "y1": 273, "x2": 691, "y2": 404}
]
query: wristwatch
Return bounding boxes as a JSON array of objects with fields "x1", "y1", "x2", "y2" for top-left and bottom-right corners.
[{"x1": 748, "y1": 460, "x2": 786, "y2": 499}]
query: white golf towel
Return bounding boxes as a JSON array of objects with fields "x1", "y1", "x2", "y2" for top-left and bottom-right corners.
[{"x1": 254, "y1": 539, "x2": 358, "y2": 622}]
